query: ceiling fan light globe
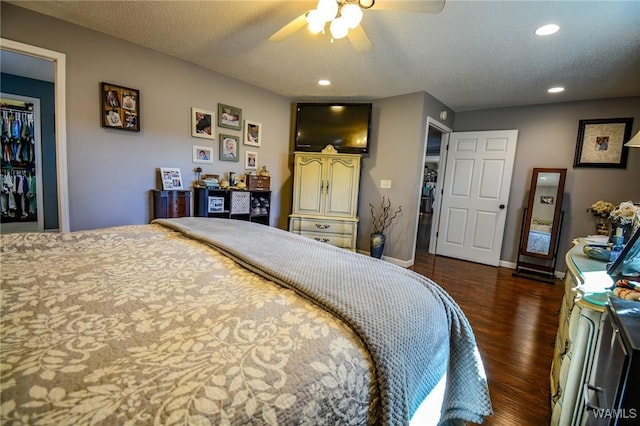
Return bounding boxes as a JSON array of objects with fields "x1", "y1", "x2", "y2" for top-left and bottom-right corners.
[
  {"x1": 358, "y1": 0, "x2": 375, "y2": 9},
  {"x1": 341, "y1": 4, "x2": 363, "y2": 29},
  {"x1": 317, "y1": 0, "x2": 338, "y2": 22},
  {"x1": 306, "y1": 10, "x2": 325, "y2": 33},
  {"x1": 329, "y1": 17, "x2": 349, "y2": 39}
]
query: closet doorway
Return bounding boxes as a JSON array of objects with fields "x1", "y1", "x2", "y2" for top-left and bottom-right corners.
[
  {"x1": 1, "y1": 38, "x2": 69, "y2": 232},
  {"x1": 0, "y1": 94, "x2": 43, "y2": 232},
  {"x1": 414, "y1": 118, "x2": 450, "y2": 255}
]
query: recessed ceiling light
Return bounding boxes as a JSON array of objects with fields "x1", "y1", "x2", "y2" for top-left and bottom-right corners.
[
  {"x1": 535, "y1": 24, "x2": 560, "y2": 36},
  {"x1": 318, "y1": 79, "x2": 331, "y2": 86},
  {"x1": 548, "y1": 86, "x2": 565, "y2": 93}
]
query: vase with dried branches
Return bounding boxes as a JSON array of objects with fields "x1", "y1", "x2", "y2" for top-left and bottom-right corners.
[{"x1": 369, "y1": 196, "x2": 402, "y2": 258}]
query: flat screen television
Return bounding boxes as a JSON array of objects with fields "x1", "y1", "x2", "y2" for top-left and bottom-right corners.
[{"x1": 294, "y1": 103, "x2": 372, "y2": 155}]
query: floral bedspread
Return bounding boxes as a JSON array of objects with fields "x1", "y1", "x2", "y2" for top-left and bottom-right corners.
[{"x1": 0, "y1": 225, "x2": 376, "y2": 425}]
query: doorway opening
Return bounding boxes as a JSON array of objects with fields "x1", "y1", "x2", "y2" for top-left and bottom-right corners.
[
  {"x1": 416, "y1": 125, "x2": 443, "y2": 253},
  {"x1": 1, "y1": 38, "x2": 69, "y2": 232},
  {"x1": 0, "y1": 94, "x2": 43, "y2": 233}
]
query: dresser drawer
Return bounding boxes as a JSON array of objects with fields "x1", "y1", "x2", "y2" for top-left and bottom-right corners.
[
  {"x1": 296, "y1": 231, "x2": 356, "y2": 250},
  {"x1": 152, "y1": 190, "x2": 191, "y2": 219},
  {"x1": 289, "y1": 217, "x2": 356, "y2": 235}
]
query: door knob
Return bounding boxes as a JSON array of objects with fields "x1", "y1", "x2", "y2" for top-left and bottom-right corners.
[{"x1": 499, "y1": 204, "x2": 506, "y2": 209}]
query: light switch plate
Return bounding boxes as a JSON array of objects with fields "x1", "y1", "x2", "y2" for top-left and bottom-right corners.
[{"x1": 380, "y1": 179, "x2": 392, "y2": 189}]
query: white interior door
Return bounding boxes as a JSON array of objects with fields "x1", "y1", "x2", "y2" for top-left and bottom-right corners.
[{"x1": 436, "y1": 130, "x2": 518, "y2": 266}]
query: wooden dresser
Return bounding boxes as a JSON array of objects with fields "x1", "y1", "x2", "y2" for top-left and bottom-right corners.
[
  {"x1": 550, "y1": 239, "x2": 613, "y2": 425},
  {"x1": 152, "y1": 190, "x2": 191, "y2": 220},
  {"x1": 585, "y1": 298, "x2": 640, "y2": 425}
]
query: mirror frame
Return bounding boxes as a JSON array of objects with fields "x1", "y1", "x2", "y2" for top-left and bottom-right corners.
[{"x1": 520, "y1": 168, "x2": 567, "y2": 259}]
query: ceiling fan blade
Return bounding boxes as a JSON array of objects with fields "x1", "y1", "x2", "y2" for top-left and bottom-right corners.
[
  {"x1": 373, "y1": 0, "x2": 446, "y2": 14},
  {"x1": 268, "y1": 13, "x2": 308, "y2": 42},
  {"x1": 347, "y1": 25, "x2": 372, "y2": 52}
]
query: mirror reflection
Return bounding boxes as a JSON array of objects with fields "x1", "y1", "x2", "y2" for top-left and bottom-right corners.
[{"x1": 521, "y1": 168, "x2": 566, "y2": 258}]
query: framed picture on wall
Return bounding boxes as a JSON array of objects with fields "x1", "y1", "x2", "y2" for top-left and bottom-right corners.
[
  {"x1": 219, "y1": 134, "x2": 239, "y2": 162},
  {"x1": 218, "y1": 103, "x2": 242, "y2": 130},
  {"x1": 540, "y1": 196, "x2": 554, "y2": 205},
  {"x1": 573, "y1": 117, "x2": 633, "y2": 168},
  {"x1": 101, "y1": 82, "x2": 140, "y2": 132},
  {"x1": 193, "y1": 145, "x2": 213, "y2": 164},
  {"x1": 191, "y1": 107, "x2": 215, "y2": 139},
  {"x1": 244, "y1": 119, "x2": 262, "y2": 147},
  {"x1": 245, "y1": 151, "x2": 257, "y2": 171}
]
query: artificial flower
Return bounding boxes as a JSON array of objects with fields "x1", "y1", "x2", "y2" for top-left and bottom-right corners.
[
  {"x1": 586, "y1": 200, "x2": 615, "y2": 219},
  {"x1": 609, "y1": 200, "x2": 640, "y2": 226}
]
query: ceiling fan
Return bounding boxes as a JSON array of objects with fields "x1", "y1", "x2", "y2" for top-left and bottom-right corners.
[{"x1": 268, "y1": 0, "x2": 446, "y2": 52}]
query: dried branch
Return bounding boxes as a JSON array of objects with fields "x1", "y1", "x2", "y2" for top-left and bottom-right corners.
[{"x1": 369, "y1": 196, "x2": 402, "y2": 235}]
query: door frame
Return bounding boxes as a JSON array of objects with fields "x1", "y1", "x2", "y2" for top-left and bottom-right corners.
[
  {"x1": 410, "y1": 116, "x2": 451, "y2": 263},
  {"x1": 1, "y1": 38, "x2": 69, "y2": 232}
]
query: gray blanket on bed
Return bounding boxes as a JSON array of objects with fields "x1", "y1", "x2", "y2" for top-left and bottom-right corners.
[{"x1": 154, "y1": 218, "x2": 492, "y2": 425}]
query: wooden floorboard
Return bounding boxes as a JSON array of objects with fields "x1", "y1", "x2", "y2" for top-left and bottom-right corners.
[{"x1": 410, "y1": 250, "x2": 566, "y2": 425}]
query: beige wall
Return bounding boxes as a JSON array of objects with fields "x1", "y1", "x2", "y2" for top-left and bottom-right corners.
[
  {"x1": 1, "y1": 3, "x2": 293, "y2": 231},
  {"x1": 357, "y1": 92, "x2": 453, "y2": 261},
  {"x1": 454, "y1": 98, "x2": 640, "y2": 270}
]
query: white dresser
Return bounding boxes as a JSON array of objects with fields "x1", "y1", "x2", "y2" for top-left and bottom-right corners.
[
  {"x1": 289, "y1": 145, "x2": 361, "y2": 251},
  {"x1": 550, "y1": 240, "x2": 613, "y2": 425}
]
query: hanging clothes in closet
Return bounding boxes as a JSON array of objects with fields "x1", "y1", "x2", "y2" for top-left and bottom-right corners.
[{"x1": 1, "y1": 103, "x2": 37, "y2": 223}]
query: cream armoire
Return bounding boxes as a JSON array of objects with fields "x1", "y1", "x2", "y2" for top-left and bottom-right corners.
[{"x1": 289, "y1": 145, "x2": 361, "y2": 251}]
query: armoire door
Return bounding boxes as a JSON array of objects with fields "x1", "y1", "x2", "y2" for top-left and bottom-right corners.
[
  {"x1": 292, "y1": 154, "x2": 324, "y2": 216},
  {"x1": 324, "y1": 155, "x2": 360, "y2": 218}
]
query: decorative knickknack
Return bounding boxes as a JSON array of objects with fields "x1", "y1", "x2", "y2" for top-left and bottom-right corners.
[
  {"x1": 370, "y1": 232, "x2": 386, "y2": 259},
  {"x1": 595, "y1": 217, "x2": 609, "y2": 235},
  {"x1": 609, "y1": 201, "x2": 640, "y2": 244},
  {"x1": 369, "y1": 196, "x2": 402, "y2": 259}
]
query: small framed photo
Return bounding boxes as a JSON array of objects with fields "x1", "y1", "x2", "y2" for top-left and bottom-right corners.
[
  {"x1": 207, "y1": 196, "x2": 225, "y2": 213},
  {"x1": 245, "y1": 151, "x2": 257, "y2": 171},
  {"x1": 160, "y1": 167, "x2": 183, "y2": 190},
  {"x1": 540, "y1": 196, "x2": 554, "y2": 205},
  {"x1": 573, "y1": 117, "x2": 633, "y2": 169},
  {"x1": 244, "y1": 119, "x2": 262, "y2": 147},
  {"x1": 193, "y1": 145, "x2": 213, "y2": 164},
  {"x1": 219, "y1": 134, "x2": 239, "y2": 162},
  {"x1": 191, "y1": 107, "x2": 215, "y2": 139},
  {"x1": 101, "y1": 82, "x2": 140, "y2": 132},
  {"x1": 218, "y1": 103, "x2": 242, "y2": 130}
]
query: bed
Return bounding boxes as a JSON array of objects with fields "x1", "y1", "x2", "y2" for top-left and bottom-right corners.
[
  {"x1": 1, "y1": 217, "x2": 491, "y2": 425},
  {"x1": 526, "y1": 217, "x2": 553, "y2": 254}
]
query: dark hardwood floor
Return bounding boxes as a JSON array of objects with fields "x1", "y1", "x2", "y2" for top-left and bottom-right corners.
[{"x1": 410, "y1": 250, "x2": 566, "y2": 425}]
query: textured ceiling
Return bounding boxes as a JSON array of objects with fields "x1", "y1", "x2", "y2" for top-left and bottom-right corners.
[{"x1": 6, "y1": 0, "x2": 640, "y2": 111}]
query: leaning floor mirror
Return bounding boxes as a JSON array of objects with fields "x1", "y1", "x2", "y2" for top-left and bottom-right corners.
[
  {"x1": 521, "y1": 168, "x2": 567, "y2": 258},
  {"x1": 515, "y1": 168, "x2": 567, "y2": 282}
]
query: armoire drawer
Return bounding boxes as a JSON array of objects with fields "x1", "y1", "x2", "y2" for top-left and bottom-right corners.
[
  {"x1": 296, "y1": 231, "x2": 355, "y2": 249},
  {"x1": 289, "y1": 217, "x2": 356, "y2": 235}
]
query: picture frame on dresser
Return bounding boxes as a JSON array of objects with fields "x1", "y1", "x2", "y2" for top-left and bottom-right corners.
[
  {"x1": 207, "y1": 196, "x2": 224, "y2": 213},
  {"x1": 160, "y1": 167, "x2": 183, "y2": 190}
]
